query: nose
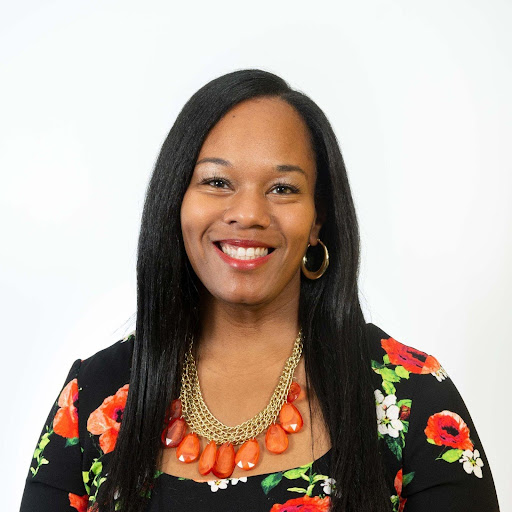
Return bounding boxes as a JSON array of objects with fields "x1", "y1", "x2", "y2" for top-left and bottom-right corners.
[{"x1": 222, "y1": 187, "x2": 271, "y2": 229}]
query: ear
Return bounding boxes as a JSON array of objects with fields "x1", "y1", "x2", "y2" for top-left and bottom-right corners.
[{"x1": 309, "y1": 204, "x2": 327, "y2": 246}]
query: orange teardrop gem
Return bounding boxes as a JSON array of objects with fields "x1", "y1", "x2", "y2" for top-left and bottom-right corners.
[
  {"x1": 212, "y1": 442, "x2": 236, "y2": 479},
  {"x1": 287, "y1": 382, "x2": 301, "y2": 403},
  {"x1": 279, "y1": 402, "x2": 303, "y2": 433},
  {"x1": 265, "y1": 424, "x2": 289, "y2": 454},
  {"x1": 235, "y1": 439, "x2": 260, "y2": 470},
  {"x1": 198, "y1": 440, "x2": 217, "y2": 476},
  {"x1": 176, "y1": 432, "x2": 200, "y2": 463},
  {"x1": 162, "y1": 417, "x2": 186, "y2": 448},
  {"x1": 167, "y1": 398, "x2": 182, "y2": 422}
]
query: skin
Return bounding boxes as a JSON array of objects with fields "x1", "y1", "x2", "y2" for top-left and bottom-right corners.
[
  {"x1": 180, "y1": 96, "x2": 324, "y2": 370},
  {"x1": 160, "y1": 96, "x2": 330, "y2": 479}
]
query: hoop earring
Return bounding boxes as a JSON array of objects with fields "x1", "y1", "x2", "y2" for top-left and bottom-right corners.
[{"x1": 301, "y1": 239, "x2": 329, "y2": 280}]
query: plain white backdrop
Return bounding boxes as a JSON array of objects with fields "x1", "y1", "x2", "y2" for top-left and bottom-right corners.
[{"x1": 1, "y1": 1, "x2": 510, "y2": 510}]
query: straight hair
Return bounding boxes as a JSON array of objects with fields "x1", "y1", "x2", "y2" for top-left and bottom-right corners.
[{"x1": 99, "y1": 69, "x2": 390, "y2": 511}]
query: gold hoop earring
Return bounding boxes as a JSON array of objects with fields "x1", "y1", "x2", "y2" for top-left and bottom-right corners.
[{"x1": 301, "y1": 239, "x2": 329, "y2": 280}]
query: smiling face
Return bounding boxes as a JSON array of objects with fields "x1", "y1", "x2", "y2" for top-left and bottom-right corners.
[{"x1": 180, "y1": 96, "x2": 323, "y2": 307}]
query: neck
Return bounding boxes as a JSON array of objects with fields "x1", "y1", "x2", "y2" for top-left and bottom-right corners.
[{"x1": 194, "y1": 289, "x2": 301, "y2": 376}]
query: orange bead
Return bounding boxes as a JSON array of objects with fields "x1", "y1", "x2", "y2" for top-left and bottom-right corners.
[
  {"x1": 265, "y1": 424, "x2": 289, "y2": 454},
  {"x1": 168, "y1": 398, "x2": 182, "y2": 422},
  {"x1": 287, "y1": 382, "x2": 301, "y2": 403},
  {"x1": 212, "y1": 442, "x2": 236, "y2": 479},
  {"x1": 162, "y1": 417, "x2": 186, "y2": 448},
  {"x1": 176, "y1": 432, "x2": 200, "y2": 463},
  {"x1": 235, "y1": 439, "x2": 260, "y2": 470},
  {"x1": 198, "y1": 440, "x2": 217, "y2": 476},
  {"x1": 279, "y1": 402, "x2": 303, "y2": 433}
]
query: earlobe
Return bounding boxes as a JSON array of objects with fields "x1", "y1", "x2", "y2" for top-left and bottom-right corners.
[{"x1": 309, "y1": 213, "x2": 324, "y2": 246}]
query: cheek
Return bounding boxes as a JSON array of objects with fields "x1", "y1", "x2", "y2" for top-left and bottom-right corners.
[{"x1": 279, "y1": 204, "x2": 316, "y2": 240}]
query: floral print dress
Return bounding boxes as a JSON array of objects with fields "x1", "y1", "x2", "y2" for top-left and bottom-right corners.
[{"x1": 20, "y1": 323, "x2": 500, "y2": 511}]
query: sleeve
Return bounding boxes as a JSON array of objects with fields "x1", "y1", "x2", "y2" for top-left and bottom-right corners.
[
  {"x1": 401, "y1": 360, "x2": 500, "y2": 511},
  {"x1": 20, "y1": 358, "x2": 89, "y2": 512}
]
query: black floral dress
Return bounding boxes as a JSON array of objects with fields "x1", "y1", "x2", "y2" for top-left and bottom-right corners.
[{"x1": 20, "y1": 323, "x2": 500, "y2": 511}]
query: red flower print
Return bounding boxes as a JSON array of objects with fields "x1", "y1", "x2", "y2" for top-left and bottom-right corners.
[
  {"x1": 381, "y1": 337, "x2": 441, "y2": 374},
  {"x1": 270, "y1": 495, "x2": 331, "y2": 511},
  {"x1": 53, "y1": 378, "x2": 79, "y2": 438},
  {"x1": 393, "y1": 469, "x2": 407, "y2": 512},
  {"x1": 424, "y1": 410, "x2": 473, "y2": 450},
  {"x1": 87, "y1": 384, "x2": 129, "y2": 454},
  {"x1": 399, "y1": 405, "x2": 411, "y2": 421},
  {"x1": 68, "y1": 492, "x2": 88, "y2": 512}
]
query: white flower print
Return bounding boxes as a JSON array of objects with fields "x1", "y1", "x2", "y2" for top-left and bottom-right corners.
[
  {"x1": 207, "y1": 478, "x2": 230, "y2": 492},
  {"x1": 375, "y1": 389, "x2": 404, "y2": 438},
  {"x1": 320, "y1": 477, "x2": 336, "y2": 495},
  {"x1": 432, "y1": 365, "x2": 448, "y2": 382},
  {"x1": 459, "y1": 449, "x2": 484, "y2": 478},
  {"x1": 230, "y1": 476, "x2": 248, "y2": 485}
]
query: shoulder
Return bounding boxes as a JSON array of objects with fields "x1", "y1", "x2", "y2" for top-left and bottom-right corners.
[
  {"x1": 76, "y1": 332, "x2": 134, "y2": 412},
  {"x1": 79, "y1": 331, "x2": 134, "y2": 383},
  {"x1": 364, "y1": 322, "x2": 448, "y2": 382}
]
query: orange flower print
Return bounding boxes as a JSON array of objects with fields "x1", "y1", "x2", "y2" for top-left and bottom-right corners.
[
  {"x1": 381, "y1": 337, "x2": 447, "y2": 380},
  {"x1": 269, "y1": 495, "x2": 331, "y2": 511},
  {"x1": 68, "y1": 492, "x2": 88, "y2": 512},
  {"x1": 87, "y1": 384, "x2": 129, "y2": 454},
  {"x1": 424, "y1": 410, "x2": 473, "y2": 451},
  {"x1": 393, "y1": 469, "x2": 407, "y2": 512},
  {"x1": 53, "y1": 378, "x2": 79, "y2": 439}
]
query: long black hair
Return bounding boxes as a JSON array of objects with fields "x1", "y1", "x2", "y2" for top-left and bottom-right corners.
[{"x1": 99, "y1": 69, "x2": 390, "y2": 511}]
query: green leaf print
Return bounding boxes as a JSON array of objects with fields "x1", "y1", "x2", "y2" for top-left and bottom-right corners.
[
  {"x1": 396, "y1": 399, "x2": 412, "y2": 408},
  {"x1": 385, "y1": 434, "x2": 403, "y2": 461},
  {"x1": 65, "y1": 437, "x2": 79, "y2": 447},
  {"x1": 312, "y1": 474, "x2": 330, "y2": 484},
  {"x1": 440, "y1": 449, "x2": 463, "y2": 463},
  {"x1": 261, "y1": 472, "x2": 284, "y2": 495},
  {"x1": 282, "y1": 465, "x2": 311, "y2": 480},
  {"x1": 82, "y1": 471, "x2": 91, "y2": 494},
  {"x1": 382, "y1": 380, "x2": 396, "y2": 395},
  {"x1": 262, "y1": 464, "x2": 335, "y2": 499},
  {"x1": 91, "y1": 460, "x2": 103, "y2": 475},
  {"x1": 287, "y1": 486, "x2": 309, "y2": 494},
  {"x1": 383, "y1": 354, "x2": 391, "y2": 364},
  {"x1": 372, "y1": 359, "x2": 385, "y2": 370},
  {"x1": 380, "y1": 368, "x2": 401, "y2": 382},
  {"x1": 395, "y1": 366, "x2": 410, "y2": 379},
  {"x1": 402, "y1": 471, "x2": 415, "y2": 486},
  {"x1": 31, "y1": 427, "x2": 54, "y2": 477}
]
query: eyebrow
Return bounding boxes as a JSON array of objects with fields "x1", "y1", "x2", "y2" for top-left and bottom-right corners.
[{"x1": 195, "y1": 157, "x2": 306, "y2": 176}]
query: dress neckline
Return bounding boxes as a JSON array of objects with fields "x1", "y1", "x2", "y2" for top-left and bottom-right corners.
[{"x1": 157, "y1": 446, "x2": 332, "y2": 484}]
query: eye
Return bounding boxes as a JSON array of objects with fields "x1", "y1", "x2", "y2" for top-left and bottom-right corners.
[
  {"x1": 270, "y1": 183, "x2": 300, "y2": 195},
  {"x1": 200, "y1": 175, "x2": 231, "y2": 189}
]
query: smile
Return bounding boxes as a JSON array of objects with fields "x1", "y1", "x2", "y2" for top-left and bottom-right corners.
[
  {"x1": 218, "y1": 242, "x2": 274, "y2": 260},
  {"x1": 212, "y1": 242, "x2": 276, "y2": 270}
]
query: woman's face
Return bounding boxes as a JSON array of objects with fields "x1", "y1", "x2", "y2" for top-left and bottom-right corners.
[{"x1": 180, "y1": 96, "x2": 323, "y2": 307}]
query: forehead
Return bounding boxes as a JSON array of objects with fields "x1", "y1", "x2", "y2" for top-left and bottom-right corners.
[{"x1": 197, "y1": 97, "x2": 316, "y2": 174}]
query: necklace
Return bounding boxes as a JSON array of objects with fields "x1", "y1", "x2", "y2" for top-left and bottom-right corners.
[{"x1": 160, "y1": 329, "x2": 304, "y2": 479}]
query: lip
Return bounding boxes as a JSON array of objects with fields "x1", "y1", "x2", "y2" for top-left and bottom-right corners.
[
  {"x1": 214, "y1": 239, "x2": 275, "y2": 249},
  {"x1": 212, "y1": 241, "x2": 275, "y2": 270}
]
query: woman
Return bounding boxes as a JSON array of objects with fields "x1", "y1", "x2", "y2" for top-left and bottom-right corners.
[{"x1": 20, "y1": 69, "x2": 500, "y2": 512}]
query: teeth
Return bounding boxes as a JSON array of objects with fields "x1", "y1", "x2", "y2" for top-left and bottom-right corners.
[{"x1": 219, "y1": 243, "x2": 270, "y2": 260}]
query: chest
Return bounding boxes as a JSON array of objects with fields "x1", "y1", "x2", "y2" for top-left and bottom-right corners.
[{"x1": 158, "y1": 362, "x2": 331, "y2": 482}]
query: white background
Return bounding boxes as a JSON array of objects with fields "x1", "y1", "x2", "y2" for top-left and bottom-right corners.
[{"x1": 1, "y1": 1, "x2": 510, "y2": 510}]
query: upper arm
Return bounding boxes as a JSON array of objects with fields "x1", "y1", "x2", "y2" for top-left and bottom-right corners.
[
  {"x1": 20, "y1": 358, "x2": 88, "y2": 511},
  {"x1": 401, "y1": 359, "x2": 500, "y2": 511}
]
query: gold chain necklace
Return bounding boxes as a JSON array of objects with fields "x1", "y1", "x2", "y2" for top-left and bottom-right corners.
[{"x1": 161, "y1": 329, "x2": 305, "y2": 479}]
